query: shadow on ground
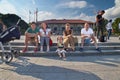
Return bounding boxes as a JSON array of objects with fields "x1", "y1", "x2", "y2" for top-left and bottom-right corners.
[
  {"x1": 1, "y1": 57, "x2": 102, "y2": 80},
  {"x1": 46, "y1": 55, "x2": 120, "y2": 67}
]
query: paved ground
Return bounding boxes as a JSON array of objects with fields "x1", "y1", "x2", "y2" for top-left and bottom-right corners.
[
  {"x1": 0, "y1": 36, "x2": 119, "y2": 80},
  {"x1": 0, "y1": 55, "x2": 120, "y2": 80}
]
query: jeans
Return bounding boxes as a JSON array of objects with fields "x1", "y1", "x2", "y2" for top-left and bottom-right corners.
[
  {"x1": 96, "y1": 22, "x2": 104, "y2": 39},
  {"x1": 40, "y1": 37, "x2": 50, "y2": 46},
  {"x1": 107, "y1": 29, "x2": 112, "y2": 39}
]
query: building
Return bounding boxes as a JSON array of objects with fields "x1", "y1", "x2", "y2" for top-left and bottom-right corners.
[{"x1": 37, "y1": 19, "x2": 94, "y2": 35}]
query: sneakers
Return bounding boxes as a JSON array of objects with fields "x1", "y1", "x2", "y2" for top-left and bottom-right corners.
[
  {"x1": 34, "y1": 48, "x2": 38, "y2": 52},
  {"x1": 63, "y1": 57, "x2": 67, "y2": 61},
  {"x1": 96, "y1": 48, "x2": 101, "y2": 51},
  {"x1": 22, "y1": 47, "x2": 38, "y2": 53},
  {"x1": 79, "y1": 48, "x2": 83, "y2": 52},
  {"x1": 22, "y1": 47, "x2": 27, "y2": 53}
]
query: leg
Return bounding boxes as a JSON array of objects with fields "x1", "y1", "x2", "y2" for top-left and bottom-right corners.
[
  {"x1": 40, "y1": 37, "x2": 45, "y2": 51},
  {"x1": 97, "y1": 26, "x2": 100, "y2": 39},
  {"x1": 34, "y1": 34, "x2": 39, "y2": 52},
  {"x1": 24, "y1": 33, "x2": 29, "y2": 49},
  {"x1": 108, "y1": 29, "x2": 112, "y2": 39},
  {"x1": 100, "y1": 27, "x2": 104, "y2": 36},
  {"x1": 68, "y1": 36, "x2": 75, "y2": 50},
  {"x1": 91, "y1": 36, "x2": 98, "y2": 49},
  {"x1": 61, "y1": 49, "x2": 66, "y2": 60},
  {"x1": 81, "y1": 36, "x2": 85, "y2": 48},
  {"x1": 56, "y1": 49, "x2": 62, "y2": 58},
  {"x1": 63, "y1": 37, "x2": 69, "y2": 49},
  {"x1": 62, "y1": 52, "x2": 66, "y2": 58},
  {"x1": 22, "y1": 33, "x2": 31, "y2": 52},
  {"x1": 45, "y1": 37, "x2": 50, "y2": 52}
]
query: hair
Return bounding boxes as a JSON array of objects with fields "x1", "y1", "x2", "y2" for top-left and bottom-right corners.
[
  {"x1": 109, "y1": 19, "x2": 112, "y2": 22},
  {"x1": 41, "y1": 22, "x2": 48, "y2": 29},
  {"x1": 65, "y1": 23, "x2": 70, "y2": 26},
  {"x1": 31, "y1": 22, "x2": 36, "y2": 25},
  {"x1": 84, "y1": 22, "x2": 89, "y2": 26},
  {"x1": 57, "y1": 36, "x2": 63, "y2": 41},
  {"x1": 101, "y1": 10, "x2": 105, "y2": 13}
]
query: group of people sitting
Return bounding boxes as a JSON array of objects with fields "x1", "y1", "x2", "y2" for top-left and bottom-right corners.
[{"x1": 22, "y1": 22, "x2": 101, "y2": 54}]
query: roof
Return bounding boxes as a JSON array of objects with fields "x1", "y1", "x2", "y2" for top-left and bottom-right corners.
[{"x1": 37, "y1": 19, "x2": 94, "y2": 24}]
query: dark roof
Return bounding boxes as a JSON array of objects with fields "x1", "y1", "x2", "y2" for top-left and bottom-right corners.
[{"x1": 38, "y1": 19, "x2": 94, "y2": 24}]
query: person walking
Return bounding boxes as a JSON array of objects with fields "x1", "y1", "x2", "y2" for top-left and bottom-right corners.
[{"x1": 106, "y1": 19, "x2": 112, "y2": 40}]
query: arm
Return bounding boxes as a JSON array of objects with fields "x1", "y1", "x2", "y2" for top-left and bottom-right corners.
[
  {"x1": 81, "y1": 34, "x2": 89, "y2": 38},
  {"x1": 68, "y1": 30, "x2": 73, "y2": 37}
]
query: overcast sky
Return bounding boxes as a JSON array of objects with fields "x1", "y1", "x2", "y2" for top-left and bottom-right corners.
[{"x1": 0, "y1": 0, "x2": 120, "y2": 23}]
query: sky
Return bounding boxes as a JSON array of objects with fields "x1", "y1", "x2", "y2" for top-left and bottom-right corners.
[{"x1": 0, "y1": 0, "x2": 120, "y2": 23}]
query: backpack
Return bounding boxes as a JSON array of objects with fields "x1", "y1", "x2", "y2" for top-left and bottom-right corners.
[{"x1": 99, "y1": 35, "x2": 107, "y2": 42}]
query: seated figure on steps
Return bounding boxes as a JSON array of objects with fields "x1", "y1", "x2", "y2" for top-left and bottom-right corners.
[
  {"x1": 80, "y1": 23, "x2": 101, "y2": 52},
  {"x1": 56, "y1": 36, "x2": 66, "y2": 60},
  {"x1": 22, "y1": 22, "x2": 39, "y2": 53}
]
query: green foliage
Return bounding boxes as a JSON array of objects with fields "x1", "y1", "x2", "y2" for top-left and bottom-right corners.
[
  {"x1": 0, "y1": 13, "x2": 29, "y2": 34},
  {"x1": 112, "y1": 18, "x2": 120, "y2": 35}
]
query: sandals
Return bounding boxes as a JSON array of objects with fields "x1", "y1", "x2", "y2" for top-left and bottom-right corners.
[
  {"x1": 22, "y1": 47, "x2": 27, "y2": 53},
  {"x1": 34, "y1": 48, "x2": 38, "y2": 52}
]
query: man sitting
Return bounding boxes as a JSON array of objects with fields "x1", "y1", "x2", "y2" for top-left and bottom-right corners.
[
  {"x1": 80, "y1": 23, "x2": 101, "y2": 51},
  {"x1": 22, "y1": 22, "x2": 39, "y2": 52}
]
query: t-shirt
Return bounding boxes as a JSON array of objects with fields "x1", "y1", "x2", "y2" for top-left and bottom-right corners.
[
  {"x1": 57, "y1": 42, "x2": 64, "y2": 48},
  {"x1": 106, "y1": 22, "x2": 112, "y2": 30},
  {"x1": 39, "y1": 28, "x2": 51, "y2": 37},
  {"x1": 81, "y1": 28, "x2": 94, "y2": 37},
  {"x1": 119, "y1": 23, "x2": 120, "y2": 29},
  {"x1": 64, "y1": 30, "x2": 72, "y2": 36},
  {"x1": 26, "y1": 27, "x2": 39, "y2": 34}
]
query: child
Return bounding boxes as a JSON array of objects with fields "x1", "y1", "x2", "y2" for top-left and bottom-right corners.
[{"x1": 56, "y1": 36, "x2": 66, "y2": 60}]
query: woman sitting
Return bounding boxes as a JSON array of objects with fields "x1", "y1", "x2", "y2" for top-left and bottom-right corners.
[{"x1": 39, "y1": 22, "x2": 51, "y2": 52}]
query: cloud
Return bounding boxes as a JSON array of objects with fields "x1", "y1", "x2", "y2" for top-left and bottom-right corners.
[
  {"x1": 72, "y1": 13, "x2": 95, "y2": 22},
  {"x1": 32, "y1": 0, "x2": 35, "y2": 5},
  {"x1": 58, "y1": 1, "x2": 88, "y2": 8},
  {"x1": 0, "y1": 0, "x2": 30, "y2": 22},
  {"x1": 28, "y1": 11, "x2": 57, "y2": 22},
  {"x1": 38, "y1": 11, "x2": 54, "y2": 20},
  {"x1": 104, "y1": 0, "x2": 120, "y2": 20},
  {"x1": 0, "y1": 0, "x2": 17, "y2": 14}
]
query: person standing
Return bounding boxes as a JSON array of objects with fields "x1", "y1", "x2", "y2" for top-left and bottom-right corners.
[
  {"x1": 106, "y1": 19, "x2": 112, "y2": 40},
  {"x1": 96, "y1": 10, "x2": 105, "y2": 39}
]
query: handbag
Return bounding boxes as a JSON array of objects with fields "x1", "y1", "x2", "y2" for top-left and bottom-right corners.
[{"x1": 49, "y1": 38, "x2": 53, "y2": 46}]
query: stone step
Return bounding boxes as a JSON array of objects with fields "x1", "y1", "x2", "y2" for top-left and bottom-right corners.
[
  {"x1": 9, "y1": 42, "x2": 120, "y2": 46},
  {"x1": 19, "y1": 50, "x2": 120, "y2": 57},
  {"x1": 3, "y1": 45, "x2": 120, "y2": 51}
]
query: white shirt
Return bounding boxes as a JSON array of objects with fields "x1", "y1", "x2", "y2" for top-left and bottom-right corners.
[
  {"x1": 106, "y1": 22, "x2": 112, "y2": 30},
  {"x1": 81, "y1": 28, "x2": 94, "y2": 37},
  {"x1": 39, "y1": 28, "x2": 51, "y2": 37},
  {"x1": 119, "y1": 23, "x2": 120, "y2": 29}
]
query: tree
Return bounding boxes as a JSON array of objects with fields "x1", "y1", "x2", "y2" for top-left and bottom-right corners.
[
  {"x1": 112, "y1": 18, "x2": 120, "y2": 35},
  {"x1": 0, "y1": 13, "x2": 29, "y2": 34}
]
